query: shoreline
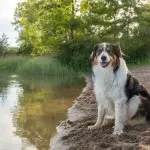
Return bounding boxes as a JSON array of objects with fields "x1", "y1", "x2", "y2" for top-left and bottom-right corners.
[{"x1": 50, "y1": 67, "x2": 150, "y2": 150}]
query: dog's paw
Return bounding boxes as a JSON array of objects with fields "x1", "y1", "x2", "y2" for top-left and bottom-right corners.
[
  {"x1": 88, "y1": 125, "x2": 100, "y2": 130},
  {"x1": 113, "y1": 129, "x2": 123, "y2": 135}
]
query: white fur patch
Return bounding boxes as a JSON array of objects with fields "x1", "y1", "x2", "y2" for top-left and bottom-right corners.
[
  {"x1": 98, "y1": 43, "x2": 111, "y2": 63},
  {"x1": 127, "y1": 95, "x2": 141, "y2": 119}
]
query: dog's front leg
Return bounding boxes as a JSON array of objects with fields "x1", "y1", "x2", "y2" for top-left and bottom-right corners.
[
  {"x1": 88, "y1": 103, "x2": 105, "y2": 130},
  {"x1": 113, "y1": 100, "x2": 127, "y2": 135}
]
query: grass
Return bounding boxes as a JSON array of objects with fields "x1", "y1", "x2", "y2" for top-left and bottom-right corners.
[
  {"x1": 0, "y1": 56, "x2": 75, "y2": 76},
  {"x1": 0, "y1": 56, "x2": 27, "y2": 72},
  {"x1": 0, "y1": 56, "x2": 149, "y2": 76}
]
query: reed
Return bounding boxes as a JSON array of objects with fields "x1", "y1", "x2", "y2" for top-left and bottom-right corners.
[{"x1": 0, "y1": 56, "x2": 75, "y2": 75}]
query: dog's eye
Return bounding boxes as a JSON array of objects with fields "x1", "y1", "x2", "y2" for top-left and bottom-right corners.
[
  {"x1": 106, "y1": 47, "x2": 110, "y2": 51},
  {"x1": 99, "y1": 48, "x2": 103, "y2": 51},
  {"x1": 106, "y1": 47, "x2": 112, "y2": 54},
  {"x1": 96, "y1": 48, "x2": 103, "y2": 55},
  {"x1": 97, "y1": 48, "x2": 103, "y2": 52},
  {"x1": 108, "y1": 50, "x2": 113, "y2": 55}
]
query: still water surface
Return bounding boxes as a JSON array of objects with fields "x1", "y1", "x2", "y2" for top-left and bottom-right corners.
[{"x1": 0, "y1": 73, "x2": 84, "y2": 150}]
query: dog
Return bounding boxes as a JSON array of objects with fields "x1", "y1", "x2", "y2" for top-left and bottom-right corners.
[{"x1": 88, "y1": 42, "x2": 150, "y2": 135}]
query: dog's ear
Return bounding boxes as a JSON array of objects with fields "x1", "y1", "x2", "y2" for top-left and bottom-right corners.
[
  {"x1": 112, "y1": 43, "x2": 125, "y2": 58},
  {"x1": 90, "y1": 44, "x2": 98, "y2": 61}
]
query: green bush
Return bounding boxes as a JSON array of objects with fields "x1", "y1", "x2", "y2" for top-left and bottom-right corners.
[{"x1": 57, "y1": 37, "x2": 99, "y2": 71}]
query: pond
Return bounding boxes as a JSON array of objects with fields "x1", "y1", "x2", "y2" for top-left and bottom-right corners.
[{"x1": 0, "y1": 73, "x2": 84, "y2": 150}]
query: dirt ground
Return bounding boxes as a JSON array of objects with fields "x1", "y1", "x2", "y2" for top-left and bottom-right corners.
[{"x1": 50, "y1": 66, "x2": 150, "y2": 150}]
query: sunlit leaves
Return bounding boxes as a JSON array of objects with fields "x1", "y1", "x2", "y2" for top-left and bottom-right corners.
[{"x1": 13, "y1": 0, "x2": 150, "y2": 65}]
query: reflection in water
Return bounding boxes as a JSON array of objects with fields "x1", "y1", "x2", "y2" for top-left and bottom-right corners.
[
  {"x1": 0, "y1": 75, "x2": 24, "y2": 150},
  {"x1": 0, "y1": 73, "x2": 84, "y2": 150}
]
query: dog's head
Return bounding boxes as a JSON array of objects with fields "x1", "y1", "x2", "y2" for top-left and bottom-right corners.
[{"x1": 90, "y1": 42, "x2": 124, "y2": 71}]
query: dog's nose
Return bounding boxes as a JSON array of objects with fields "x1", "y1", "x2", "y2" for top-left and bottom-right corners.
[{"x1": 101, "y1": 56, "x2": 107, "y2": 61}]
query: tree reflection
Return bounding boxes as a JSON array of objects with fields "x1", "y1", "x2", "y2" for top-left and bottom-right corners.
[
  {"x1": 13, "y1": 75, "x2": 84, "y2": 150},
  {"x1": 0, "y1": 73, "x2": 13, "y2": 104}
]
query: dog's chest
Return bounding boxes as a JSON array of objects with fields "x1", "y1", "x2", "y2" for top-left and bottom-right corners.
[
  {"x1": 95, "y1": 80, "x2": 123, "y2": 101},
  {"x1": 106, "y1": 83, "x2": 124, "y2": 100},
  {"x1": 94, "y1": 70, "x2": 126, "y2": 101}
]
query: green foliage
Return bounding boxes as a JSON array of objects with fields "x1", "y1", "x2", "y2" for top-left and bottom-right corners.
[
  {"x1": 18, "y1": 57, "x2": 75, "y2": 75},
  {"x1": 57, "y1": 37, "x2": 99, "y2": 71},
  {"x1": 0, "y1": 56, "x2": 75, "y2": 75},
  {"x1": 13, "y1": 0, "x2": 150, "y2": 71},
  {"x1": 17, "y1": 43, "x2": 33, "y2": 55},
  {"x1": 0, "y1": 34, "x2": 9, "y2": 56},
  {"x1": 0, "y1": 56, "x2": 27, "y2": 72},
  {"x1": 8, "y1": 47, "x2": 19, "y2": 55}
]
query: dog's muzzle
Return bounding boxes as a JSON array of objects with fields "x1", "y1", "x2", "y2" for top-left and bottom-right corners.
[
  {"x1": 100, "y1": 61, "x2": 110, "y2": 68},
  {"x1": 100, "y1": 56, "x2": 110, "y2": 68}
]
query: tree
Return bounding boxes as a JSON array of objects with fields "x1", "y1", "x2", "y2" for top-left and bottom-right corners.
[
  {"x1": 13, "y1": 0, "x2": 150, "y2": 69},
  {"x1": 13, "y1": 0, "x2": 44, "y2": 55},
  {"x1": 0, "y1": 33, "x2": 9, "y2": 56},
  {"x1": 14, "y1": 0, "x2": 82, "y2": 55}
]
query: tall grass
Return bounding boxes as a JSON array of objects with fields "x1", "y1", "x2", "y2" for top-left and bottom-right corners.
[
  {"x1": 0, "y1": 56, "x2": 27, "y2": 72},
  {"x1": 0, "y1": 56, "x2": 75, "y2": 75},
  {"x1": 0, "y1": 56, "x2": 149, "y2": 75}
]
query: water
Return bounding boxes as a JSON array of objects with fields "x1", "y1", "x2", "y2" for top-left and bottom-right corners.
[{"x1": 0, "y1": 73, "x2": 84, "y2": 150}]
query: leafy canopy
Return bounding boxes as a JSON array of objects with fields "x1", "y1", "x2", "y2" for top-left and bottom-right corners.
[{"x1": 14, "y1": 0, "x2": 150, "y2": 69}]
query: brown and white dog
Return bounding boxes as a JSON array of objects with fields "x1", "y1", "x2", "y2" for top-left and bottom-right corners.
[{"x1": 88, "y1": 42, "x2": 150, "y2": 135}]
